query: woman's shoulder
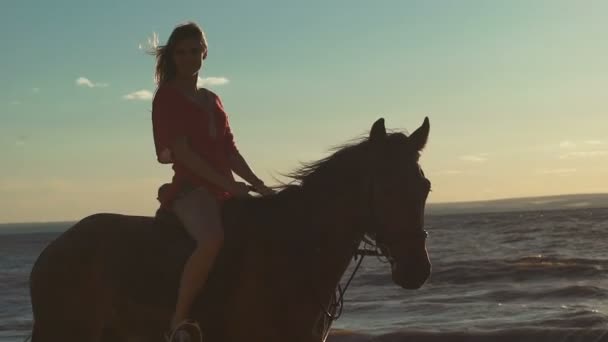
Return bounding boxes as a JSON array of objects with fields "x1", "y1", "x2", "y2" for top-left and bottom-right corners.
[
  {"x1": 197, "y1": 87, "x2": 219, "y2": 100},
  {"x1": 198, "y1": 88, "x2": 226, "y2": 112},
  {"x1": 153, "y1": 83, "x2": 179, "y2": 105}
]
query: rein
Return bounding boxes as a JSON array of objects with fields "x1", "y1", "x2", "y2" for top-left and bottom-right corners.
[
  {"x1": 314, "y1": 179, "x2": 429, "y2": 342},
  {"x1": 319, "y1": 240, "x2": 386, "y2": 321},
  {"x1": 315, "y1": 238, "x2": 385, "y2": 342},
  {"x1": 315, "y1": 179, "x2": 389, "y2": 341}
]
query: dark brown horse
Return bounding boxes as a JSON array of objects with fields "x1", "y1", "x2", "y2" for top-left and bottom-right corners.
[{"x1": 28, "y1": 117, "x2": 432, "y2": 342}]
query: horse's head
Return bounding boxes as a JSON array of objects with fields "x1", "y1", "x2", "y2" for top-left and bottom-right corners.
[{"x1": 366, "y1": 117, "x2": 431, "y2": 289}]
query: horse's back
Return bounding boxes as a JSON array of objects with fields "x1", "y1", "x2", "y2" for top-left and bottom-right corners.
[
  {"x1": 32, "y1": 212, "x2": 172, "y2": 270},
  {"x1": 27, "y1": 212, "x2": 185, "y2": 340},
  {"x1": 28, "y1": 208, "x2": 254, "y2": 340},
  {"x1": 30, "y1": 211, "x2": 192, "y2": 308}
]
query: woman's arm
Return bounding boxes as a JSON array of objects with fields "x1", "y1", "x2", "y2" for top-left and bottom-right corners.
[
  {"x1": 228, "y1": 152, "x2": 275, "y2": 195},
  {"x1": 228, "y1": 152, "x2": 263, "y2": 187},
  {"x1": 171, "y1": 136, "x2": 238, "y2": 193},
  {"x1": 207, "y1": 90, "x2": 272, "y2": 194}
]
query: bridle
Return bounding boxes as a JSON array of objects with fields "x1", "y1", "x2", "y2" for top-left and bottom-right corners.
[{"x1": 314, "y1": 178, "x2": 429, "y2": 341}]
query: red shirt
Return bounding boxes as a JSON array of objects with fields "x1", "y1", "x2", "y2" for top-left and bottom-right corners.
[{"x1": 151, "y1": 84, "x2": 239, "y2": 207}]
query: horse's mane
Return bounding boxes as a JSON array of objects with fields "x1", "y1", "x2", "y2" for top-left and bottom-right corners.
[
  {"x1": 224, "y1": 134, "x2": 370, "y2": 214},
  {"x1": 275, "y1": 129, "x2": 410, "y2": 191},
  {"x1": 281, "y1": 135, "x2": 371, "y2": 190},
  {"x1": 221, "y1": 130, "x2": 410, "y2": 246}
]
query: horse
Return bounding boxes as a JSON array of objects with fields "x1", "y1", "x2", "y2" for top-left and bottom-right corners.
[{"x1": 28, "y1": 117, "x2": 432, "y2": 342}]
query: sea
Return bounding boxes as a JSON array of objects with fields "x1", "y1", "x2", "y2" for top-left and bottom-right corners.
[{"x1": 2, "y1": 207, "x2": 608, "y2": 342}]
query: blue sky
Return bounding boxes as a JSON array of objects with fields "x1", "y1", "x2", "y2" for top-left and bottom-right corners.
[{"x1": 1, "y1": 1, "x2": 607, "y2": 222}]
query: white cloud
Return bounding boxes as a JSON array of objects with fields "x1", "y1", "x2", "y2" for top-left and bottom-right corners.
[
  {"x1": 76, "y1": 77, "x2": 94, "y2": 87},
  {"x1": 10, "y1": 100, "x2": 20, "y2": 105},
  {"x1": 197, "y1": 76, "x2": 229, "y2": 87},
  {"x1": 585, "y1": 140, "x2": 603, "y2": 145},
  {"x1": 76, "y1": 77, "x2": 108, "y2": 88},
  {"x1": 537, "y1": 168, "x2": 577, "y2": 174},
  {"x1": 32, "y1": 88, "x2": 40, "y2": 93},
  {"x1": 559, "y1": 141, "x2": 576, "y2": 149},
  {"x1": 559, "y1": 151, "x2": 608, "y2": 159},
  {"x1": 123, "y1": 89, "x2": 153, "y2": 100},
  {"x1": 459, "y1": 153, "x2": 488, "y2": 163},
  {"x1": 120, "y1": 76, "x2": 228, "y2": 102},
  {"x1": 14, "y1": 135, "x2": 27, "y2": 147},
  {"x1": 435, "y1": 170, "x2": 464, "y2": 175}
]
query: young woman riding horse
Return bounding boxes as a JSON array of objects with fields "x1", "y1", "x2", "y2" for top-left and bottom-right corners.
[
  {"x1": 149, "y1": 21, "x2": 274, "y2": 341},
  {"x1": 28, "y1": 23, "x2": 432, "y2": 342}
]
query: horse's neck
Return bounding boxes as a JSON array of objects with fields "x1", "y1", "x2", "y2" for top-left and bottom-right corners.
[
  {"x1": 214, "y1": 184, "x2": 368, "y2": 340},
  {"x1": 305, "y1": 189, "x2": 367, "y2": 305}
]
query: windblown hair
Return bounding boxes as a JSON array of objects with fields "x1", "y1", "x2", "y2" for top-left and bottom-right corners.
[{"x1": 147, "y1": 21, "x2": 208, "y2": 85}]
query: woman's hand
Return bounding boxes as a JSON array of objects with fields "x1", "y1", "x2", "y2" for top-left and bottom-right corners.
[
  {"x1": 252, "y1": 180, "x2": 276, "y2": 196},
  {"x1": 228, "y1": 181, "x2": 251, "y2": 198}
]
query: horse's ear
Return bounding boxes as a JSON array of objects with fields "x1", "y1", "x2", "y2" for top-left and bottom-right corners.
[
  {"x1": 409, "y1": 117, "x2": 430, "y2": 151},
  {"x1": 370, "y1": 118, "x2": 387, "y2": 143}
]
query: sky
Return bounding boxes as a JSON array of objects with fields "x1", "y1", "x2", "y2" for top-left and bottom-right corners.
[{"x1": 1, "y1": 0, "x2": 607, "y2": 223}]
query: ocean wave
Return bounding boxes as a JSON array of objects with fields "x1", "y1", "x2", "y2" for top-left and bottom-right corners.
[
  {"x1": 328, "y1": 328, "x2": 608, "y2": 342},
  {"x1": 418, "y1": 286, "x2": 608, "y2": 307},
  {"x1": 485, "y1": 285, "x2": 608, "y2": 302},
  {"x1": 349, "y1": 255, "x2": 607, "y2": 288},
  {"x1": 429, "y1": 255, "x2": 607, "y2": 284}
]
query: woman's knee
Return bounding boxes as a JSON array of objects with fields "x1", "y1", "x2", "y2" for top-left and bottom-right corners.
[{"x1": 197, "y1": 226, "x2": 224, "y2": 253}]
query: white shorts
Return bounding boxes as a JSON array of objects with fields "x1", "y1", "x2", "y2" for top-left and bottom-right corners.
[{"x1": 171, "y1": 186, "x2": 222, "y2": 243}]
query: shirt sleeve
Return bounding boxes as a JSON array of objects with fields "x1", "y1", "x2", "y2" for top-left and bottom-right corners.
[
  {"x1": 214, "y1": 94, "x2": 239, "y2": 157},
  {"x1": 151, "y1": 88, "x2": 189, "y2": 164}
]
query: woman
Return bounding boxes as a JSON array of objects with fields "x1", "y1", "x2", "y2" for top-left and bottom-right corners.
[{"x1": 150, "y1": 21, "x2": 274, "y2": 342}]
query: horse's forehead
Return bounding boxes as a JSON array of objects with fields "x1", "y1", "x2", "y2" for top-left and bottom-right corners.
[
  {"x1": 388, "y1": 132, "x2": 408, "y2": 144},
  {"x1": 386, "y1": 133, "x2": 412, "y2": 152},
  {"x1": 385, "y1": 137, "x2": 420, "y2": 163}
]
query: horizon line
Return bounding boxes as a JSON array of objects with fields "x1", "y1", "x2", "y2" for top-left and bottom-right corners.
[{"x1": 1, "y1": 192, "x2": 608, "y2": 226}]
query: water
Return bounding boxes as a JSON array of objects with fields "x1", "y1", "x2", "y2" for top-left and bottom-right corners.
[{"x1": 2, "y1": 208, "x2": 608, "y2": 341}]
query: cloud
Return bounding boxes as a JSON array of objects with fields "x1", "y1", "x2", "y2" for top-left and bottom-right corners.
[
  {"x1": 557, "y1": 140, "x2": 604, "y2": 149},
  {"x1": 559, "y1": 151, "x2": 608, "y2": 159},
  {"x1": 197, "y1": 76, "x2": 229, "y2": 87},
  {"x1": 459, "y1": 153, "x2": 488, "y2": 163},
  {"x1": 13, "y1": 135, "x2": 27, "y2": 147},
  {"x1": 120, "y1": 76, "x2": 228, "y2": 102},
  {"x1": 123, "y1": 89, "x2": 153, "y2": 100},
  {"x1": 76, "y1": 77, "x2": 108, "y2": 88},
  {"x1": 537, "y1": 168, "x2": 577, "y2": 174},
  {"x1": 76, "y1": 77, "x2": 94, "y2": 87},
  {"x1": 10, "y1": 100, "x2": 20, "y2": 105},
  {"x1": 32, "y1": 88, "x2": 40, "y2": 93},
  {"x1": 559, "y1": 141, "x2": 576, "y2": 149},
  {"x1": 435, "y1": 170, "x2": 464, "y2": 175}
]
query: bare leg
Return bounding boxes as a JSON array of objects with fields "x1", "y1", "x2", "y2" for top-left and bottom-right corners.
[
  {"x1": 170, "y1": 187, "x2": 223, "y2": 329},
  {"x1": 170, "y1": 237, "x2": 222, "y2": 327}
]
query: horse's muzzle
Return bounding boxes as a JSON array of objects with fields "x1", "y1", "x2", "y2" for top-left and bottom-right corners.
[{"x1": 391, "y1": 259, "x2": 431, "y2": 289}]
